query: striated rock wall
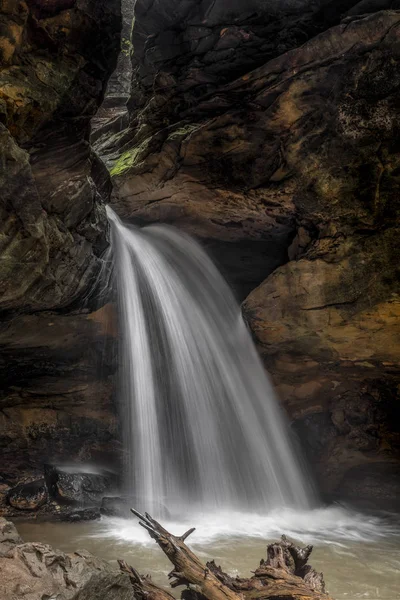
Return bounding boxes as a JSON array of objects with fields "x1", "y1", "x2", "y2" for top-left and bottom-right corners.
[
  {"x1": 107, "y1": 1, "x2": 400, "y2": 506},
  {"x1": 106, "y1": 1, "x2": 400, "y2": 300},
  {"x1": 0, "y1": 0, "x2": 121, "y2": 312},
  {"x1": 0, "y1": 0, "x2": 121, "y2": 498},
  {"x1": 1, "y1": 0, "x2": 399, "y2": 509},
  {"x1": 0, "y1": 306, "x2": 119, "y2": 493},
  {"x1": 91, "y1": 0, "x2": 135, "y2": 147}
]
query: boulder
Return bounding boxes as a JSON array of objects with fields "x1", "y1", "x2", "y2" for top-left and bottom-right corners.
[
  {"x1": 7, "y1": 480, "x2": 48, "y2": 511},
  {"x1": 0, "y1": 519, "x2": 134, "y2": 600},
  {"x1": 0, "y1": 518, "x2": 22, "y2": 558},
  {"x1": 45, "y1": 465, "x2": 117, "y2": 506}
]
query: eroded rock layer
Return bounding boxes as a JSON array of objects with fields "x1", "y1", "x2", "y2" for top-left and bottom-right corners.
[
  {"x1": 0, "y1": 0, "x2": 121, "y2": 507},
  {"x1": 0, "y1": 0, "x2": 120, "y2": 312},
  {"x1": 107, "y1": 2, "x2": 400, "y2": 299},
  {"x1": 107, "y1": 1, "x2": 400, "y2": 505}
]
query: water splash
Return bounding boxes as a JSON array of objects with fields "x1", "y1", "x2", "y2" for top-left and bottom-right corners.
[
  {"x1": 97, "y1": 505, "x2": 400, "y2": 547},
  {"x1": 107, "y1": 207, "x2": 315, "y2": 515}
]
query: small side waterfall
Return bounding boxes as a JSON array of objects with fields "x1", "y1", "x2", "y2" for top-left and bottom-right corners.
[{"x1": 107, "y1": 207, "x2": 315, "y2": 515}]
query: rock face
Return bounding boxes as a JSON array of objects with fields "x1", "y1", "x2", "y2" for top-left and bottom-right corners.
[
  {"x1": 0, "y1": 518, "x2": 134, "y2": 600},
  {"x1": 1, "y1": 0, "x2": 399, "y2": 510},
  {"x1": 91, "y1": 0, "x2": 135, "y2": 147},
  {"x1": 0, "y1": 305, "x2": 119, "y2": 509},
  {"x1": 106, "y1": 1, "x2": 400, "y2": 299},
  {"x1": 232, "y1": 11, "x2": 399, "y2": 501},
  {"x1": 0, "y1": 0, "x2": 121, "y2": 312},
  {"x1": 0, "y1": 1, "x2": 121, "y2": 509},
  {"x1": 106, "y1": 1, "x2": 400, "y2": 504}
]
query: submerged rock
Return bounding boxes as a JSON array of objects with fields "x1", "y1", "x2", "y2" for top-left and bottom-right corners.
[
  {"x1": 62, "y1": 508, "x2": 101, "y2": 522},
  {"x1": 7, "y1": 480, "x2": 48, "y2": 511}
]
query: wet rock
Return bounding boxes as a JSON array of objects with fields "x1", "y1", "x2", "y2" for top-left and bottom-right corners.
[
  {"x1": 0, "y1": 0, "x2": 121, "y2": 313},
  {"x1": 292, "y1": 413, "x2": 337, "y2": 456},
  {"x1": 45, "y1": 465, "x2": 117, "y2": 506},
  {"x1": 106, "y1": 0, "x2": 400, "y2": 505},
  {"x1": 62, "y1": 507, "x2": 101, "y2": 522},
  {"x1": 101, "y1": 496, "x2": 170, "y2": 519},
  {"x1": 0, "y1": 0, "x2": 121, "y2": 501},
  {"x1": 346, "y1": 0, "x2": 400, "y2": 16},
  {"x1": 0, "y1": 519, "x2": 134, "y2": 600},
  {"x1": 108, "y1": 5, "x2": 400, "y2": 301},
  {"x1": 0, "y1": 518, "x2": 22, "y2": 558},
  {"x1": 0, "y1": 306, "x2": 119, "y2": 489},
  {"x1": 127, "y1": 0, "x2": 381, "y2": 131},
  {"x1": 7, "y1": 480, "x2": 48, "y2": 511},
  {"x1": 91, "y1": 0, "x2": 135, "y2": 146}
]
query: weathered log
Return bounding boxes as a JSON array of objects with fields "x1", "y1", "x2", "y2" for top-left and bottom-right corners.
[
  {"x1": 119, "y1": 560, "x2": 175, "y2": 600},
  {"x1": 120, "y1": 509, "x2": 333, "y2": 600}
]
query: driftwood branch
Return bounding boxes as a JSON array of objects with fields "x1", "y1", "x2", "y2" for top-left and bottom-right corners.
[
  {"x1": 118, "y1": 559, "x2": 176, "y2": 600},
  {"x1": 120, "y1": 509, "x2": 333, "y2": 600}
]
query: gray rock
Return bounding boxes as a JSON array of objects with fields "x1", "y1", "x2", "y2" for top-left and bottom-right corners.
[
  {"x1": 45, "y1": 465, "x2": 117, "y2": 506},
  {"x1": 62, "y1": 508, "x2": 101, "y2": 522},
  {"x1": 0, "y1": 519, "x2": 134, "y2": 600},
  {"x1": 0, "y1": 518, "x2": 23, "y2": 558},
  {"x1": 7, "y1": 480, "x2": 48, "y2": 511}
]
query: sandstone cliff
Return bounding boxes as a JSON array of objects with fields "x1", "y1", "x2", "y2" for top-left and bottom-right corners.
[
  {"x1": 0, "y1": 0, "x2": 121, "y2": 506},
  {"x1": 106, "y1": 0, "x2": 400, "y2": 506}
]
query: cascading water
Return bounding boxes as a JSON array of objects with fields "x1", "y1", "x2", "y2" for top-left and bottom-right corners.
[{"x1": 107, "y1": 207, "x2": 315, "y2": 515}]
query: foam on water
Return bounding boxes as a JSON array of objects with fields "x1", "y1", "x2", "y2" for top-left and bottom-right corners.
[{"x1": 94, "y1": 506, "x2": 400, "y2": 547}]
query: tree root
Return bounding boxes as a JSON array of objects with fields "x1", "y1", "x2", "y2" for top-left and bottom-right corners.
[{"x1": 119, "y1": 509, "x2": 333, "y2": 600}]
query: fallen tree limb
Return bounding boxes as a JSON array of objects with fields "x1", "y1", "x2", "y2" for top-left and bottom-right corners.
[
  {"x1": 120, "y1": 509, "x2": 333, "y2": 600},
  {"x1": 118, "y1": 560, "x2": 176, "y2": 600}
]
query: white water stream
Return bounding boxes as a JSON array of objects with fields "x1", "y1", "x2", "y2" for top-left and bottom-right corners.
[{"x1": 107, "y1": 207, "x2": 314, "y2": 515}]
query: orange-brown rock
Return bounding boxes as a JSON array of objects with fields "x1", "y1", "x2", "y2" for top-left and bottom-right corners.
[
  {"x1": 0, "y1": 1, "x2": 121, "y2": 509},
  {"x1": 107, "y1": 3, "x2": 400, "y2": 506},
  {"x1": 0, "y1": 0, "x2": 121, "y2": 312},
  {"x1": 236, "y1": 11, "x2": 400, "y2": 505},
  {"x1": 107, "y1": 6, "x2": 400, "y2": 302}
]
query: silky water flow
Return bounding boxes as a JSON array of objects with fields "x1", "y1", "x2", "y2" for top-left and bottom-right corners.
[{"x1": 107, "y1": 207, "x2": 315, "y2": 516}]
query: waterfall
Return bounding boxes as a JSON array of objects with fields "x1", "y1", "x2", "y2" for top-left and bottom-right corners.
[{"x1": 107, "y1": 207, "x2": 315, "y2": 515}]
